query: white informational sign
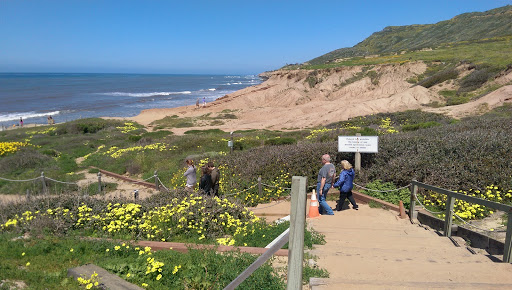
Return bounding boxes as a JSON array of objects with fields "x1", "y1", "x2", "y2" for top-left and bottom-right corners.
[
  {"x1": 228, "y1": 140, "x2": 233, "y2": 148},
  {"x1": 338, "y1": 136, "x2": 378, "y2": 153}
]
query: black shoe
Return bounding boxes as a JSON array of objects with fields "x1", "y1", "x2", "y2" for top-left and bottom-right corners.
[{"x1": 353, "y1": 205, "x2": 359, "y2": 210}]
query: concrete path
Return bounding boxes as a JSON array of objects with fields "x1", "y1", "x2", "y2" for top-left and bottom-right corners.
[{"x1": 250, "y1": 196, "x2": 512, "y2": 289}]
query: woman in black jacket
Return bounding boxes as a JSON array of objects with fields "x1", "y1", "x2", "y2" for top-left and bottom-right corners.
[{"x1": 199, "y1": 166, "x2": 212, "y2": 195}]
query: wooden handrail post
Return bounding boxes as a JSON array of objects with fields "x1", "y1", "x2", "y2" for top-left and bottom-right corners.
[
  {"x1": 287, "y1": 176, "x2": 307, "y2": 290},
  {"x1": 444, "y1": 195, "x2": 455, "y2": 237},
  {"x1": 504, "y1": 213, "x2": 512, "y2": 263}
]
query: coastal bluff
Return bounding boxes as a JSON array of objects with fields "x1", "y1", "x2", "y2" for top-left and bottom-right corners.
[{"x1": 129, "y1": 62, "x2": 512, "y2": 133}]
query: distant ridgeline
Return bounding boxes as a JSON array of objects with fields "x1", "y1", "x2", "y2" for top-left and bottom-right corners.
[{"x1": 304, "y1": 5, "x2": 512, "y2": 66}]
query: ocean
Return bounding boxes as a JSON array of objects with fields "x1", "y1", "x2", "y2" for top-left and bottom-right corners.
[{"x1": 0, "y1": 73, "x2": 262, "y2": 126}]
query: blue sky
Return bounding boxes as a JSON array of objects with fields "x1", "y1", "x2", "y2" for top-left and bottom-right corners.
[{"x1": 1, "y1": 0, "x2": 510, "y2": 74}]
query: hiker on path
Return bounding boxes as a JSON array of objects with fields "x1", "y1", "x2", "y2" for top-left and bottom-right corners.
[
  {"x1": 316, "y1": 154, "x2": 336, "y2": 215},
  {"x1": 333, "y1": 160, "x2": 358, "y2": 210},
  {"x1": 183, "y1": 159, "x2": 197, "y2": 192},
  {"x1": 199, "y1": 166, "x2": 213, "y2": 195},
  {"x1": 208, "y1": 161, "x2": 220, "y2": 196}
]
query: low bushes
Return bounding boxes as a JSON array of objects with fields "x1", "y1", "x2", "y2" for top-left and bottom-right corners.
[
  {"x1": 458, "y1": 66, "x2": 498, "y2": 93},
  {"x1": 264, "y1": 137, "x2": 297, "y2": 146},
  {"x1": 0, "y1": 190, "x2": 324, "y2": 249},
  {"x1": 417, "y1": 68, "x2": 458, "y2": 88},
  {"x1": 401, "y1": 121, "x2": 441, "y2": 131},
  {"x1": 360, "y1": 180, "x2": 411, "y2": 209},
  {"x1": 0, "y1": 234, "x2": 286, "y2": 289}
]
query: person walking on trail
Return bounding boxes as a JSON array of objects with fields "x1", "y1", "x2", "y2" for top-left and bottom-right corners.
[
  {"x1": 199, "y1": 166, "x2": 213, "y2": 195},
  {"x1": 316, "y1": 154, "x2": 336, "y2": 215},
  {"x1": 19, "y1": 117, "x2": 23, "y2": 127},
  {"x1": 207, "y1": 161, "x2": 220, "y2": 196},
  {"x1": 196, "y1": 98, "x2": 200, "y2": 109},
  {"x1": 202, "y1": 97, "x2": 206, "y2": 107},
  {"x1": 333, "y1": 160, "x2": 358, "y2": 210},
  {"x1": 183, "y1": 159, "x2": 197, "y2": 192}
]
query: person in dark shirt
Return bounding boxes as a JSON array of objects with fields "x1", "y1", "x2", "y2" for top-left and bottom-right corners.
[
  {"x1": 207, "y1": 161, "x2": 220, "y2": 196},
  {"x1": 199, "y1": 166, "x2": 212, "y2": 195}
]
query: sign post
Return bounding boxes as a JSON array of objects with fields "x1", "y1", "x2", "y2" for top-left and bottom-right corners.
[{"x1": 338, "y1": 134, "x2": 379, "y2": 172}]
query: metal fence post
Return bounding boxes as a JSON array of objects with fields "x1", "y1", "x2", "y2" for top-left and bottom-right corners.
[
  {"x1": 97, "y1": 172, "x2": 102, "y2": 194},
  {"x1": 154, "y1": 170, "x2": 159, "y2": 190},
  {"x1": 287, "y1": 176, "x2": 307, "y2": 290},
  {"x1": 409, "y1": 181, "x2": 417, "y2": 222},
  {"x1": 503, "y1": 213, "x2": 512, "y2": 263},
  {"x1": 444, "y1": 195, "x2": 455, "y2": 237},
  {"x1": 41, "y1": 172, "x2": 47, "y2": 194}
]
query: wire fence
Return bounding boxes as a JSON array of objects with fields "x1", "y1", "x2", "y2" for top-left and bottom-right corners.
[
  {"x1": 0, "y1": 170, "x2": 295, "y2": 202},
  {"x1": 354, "y1": 182, "x2": 411, "y2": 193},
  {"x1": 1, "y1": 171, "x2": 507, "y2": 235}
]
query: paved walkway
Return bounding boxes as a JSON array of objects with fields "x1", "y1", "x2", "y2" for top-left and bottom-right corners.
[{"x1": 251, "y1": 196, "x2": 512, "y2": 289}]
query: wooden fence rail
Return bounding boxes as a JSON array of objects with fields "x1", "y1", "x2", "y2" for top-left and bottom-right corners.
[{"x1": 410, "y1": 180, "x2": 512, "y2": 263}]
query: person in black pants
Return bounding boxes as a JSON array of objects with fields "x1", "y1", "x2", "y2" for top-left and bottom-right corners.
[
  {"x1": 207, "y1": 161, "x2": 220, "y2": 196},
  {"x1": 333, "y1": 160, "x2": 358, "y2": 210},
  {"x1": 199, "y1": 166, "x2": 212, "y2": 195}
]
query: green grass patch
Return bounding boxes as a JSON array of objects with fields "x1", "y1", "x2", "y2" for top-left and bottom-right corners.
[{"x1": 184, "y1": 129, "x2": 225, "y2": 135}]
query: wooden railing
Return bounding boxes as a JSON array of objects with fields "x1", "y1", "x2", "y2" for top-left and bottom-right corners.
[
  {"x1": 224, "y1": 176, "x2": 307, "y2": 290},
  {"x1": 410, "y1": 180, "x2": 512, "y2": 263}
]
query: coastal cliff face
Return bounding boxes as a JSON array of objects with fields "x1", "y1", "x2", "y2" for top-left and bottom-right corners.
[
  {"x1": 212, "y1": 62, "x2": 441, "y2": 129},
  {"x1": 133, "y1": 61, "x2": 512, "y2": 132}
]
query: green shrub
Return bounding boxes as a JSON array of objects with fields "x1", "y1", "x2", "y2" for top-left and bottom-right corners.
[
  {"x1": 361, "y1": 180, "x2": 411, "y2": 209},
  {"x1": 438, "y1": 89, "x2": 457, "y2": 98},
  {"x1": 264, "y1": 137, "x2": 297, "y2": 146},
  {"x1": 446, "y1": 94, "x2": 470, "y2": 106},
  {"x1": 128, "y1": 135, "x2": 142, "y2": 142},
  {"x1": 184, "y1": 129, "x2": 225, "y2": 135},
  {"x1": 141, "y1": 130, "x2": 173, "y2": 139},
  {"x1": 458, "y1": 68, "x2": 495, "y2": 93},
  {"x1": 417, "y1": 68, "x2": 458, "y2": 88},
  {"x1": 233, "y1": 139, "x2": 262, "y2": 151},
  {"x1": 215, "y1": 114, "x2": 237, "y2": 119},
  {"x1": 175, "y1": 122, "x2": 195, "y2": 128},
  {"x1": 401, "y1": 121, "x2": 441, "y2": 131}
]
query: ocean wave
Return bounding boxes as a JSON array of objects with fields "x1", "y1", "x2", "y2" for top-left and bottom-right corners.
[
  {"x1": 0, "y1": 111, "x2": 61, "y2": 123},
  {"x1": 98, "y1": 91, "x2": 192, "y2": 97}
]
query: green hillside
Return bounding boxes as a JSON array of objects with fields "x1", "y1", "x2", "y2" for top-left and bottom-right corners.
[{"x1": 307, "y1": 5, "x2": 512, "y2": 66}]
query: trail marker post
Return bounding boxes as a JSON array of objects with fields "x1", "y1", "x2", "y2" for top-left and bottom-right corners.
[
  {"x1": 97, "y1": 172, "x2": 102, "y2": 194},
  {"x1": 41, "y1": 172, "x2": 47, "y2": 195},
  {"x1": 154, "y1": 170, "x2": 159, "y2": 190},
  {"x1": 229, "y1": 131, "x2": 234, "y2": 153}
]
